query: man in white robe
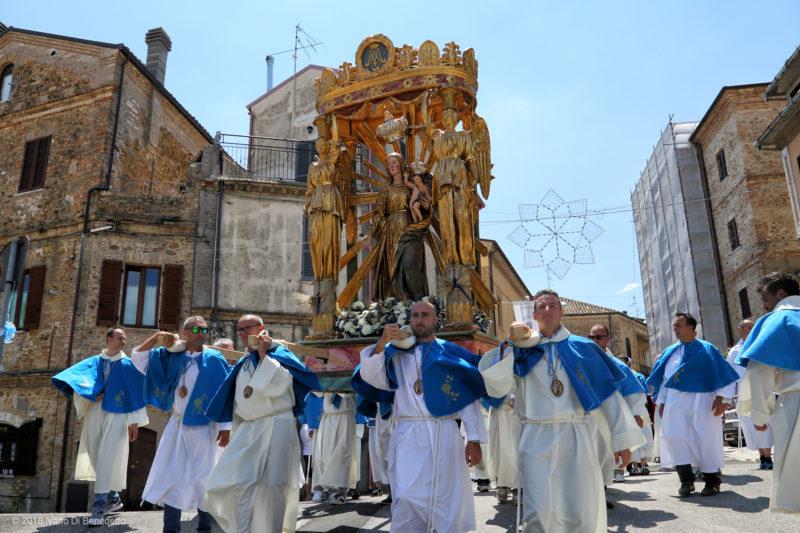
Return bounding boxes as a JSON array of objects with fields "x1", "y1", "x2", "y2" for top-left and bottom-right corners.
[
  {"x1": 311, "y1": 392, "x2": 357, "y2": 504},
  {"x1": 367, "y1": 405, "x2": 392, "y2": 502},
  {"x1": 132, "y1": 316, "x2": 231, "y2": 533},
  {"x1": 588, "y1": 324, "x2": 648, "y2": 494},
  {"x1": 480, "y1": 290, "x2": 643, "y2": 533},
  {"x1": 357, "y1": 301, "x2": 487, "y2": 532},
  {"x1": 52, "y1": 327, "x2": 149, "y2": 527},
  {"x1": 204, "y1": 314, "x2": 318, "y2": 532},
  {"x1": 726, "y1": 319, "x2": 774, "y2": 469},
  {"x1": 737, "y1": 272, "x2": 800, "y2": 513},
  {"x1": 647, "y1": 313, "x2": 738, "y2": 498},
  {"x1": 488, "y1": 394, "x2": 520, "y2": 504}
]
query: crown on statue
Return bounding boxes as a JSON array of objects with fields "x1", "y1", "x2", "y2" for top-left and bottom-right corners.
[
  {"x1": 376, "y1": 111, "x2": 408, "y2": 144},
  {"x1": 409, "y1": 161, "x2": 428, "y2": 175}
]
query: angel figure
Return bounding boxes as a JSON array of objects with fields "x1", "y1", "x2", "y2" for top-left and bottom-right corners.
[{"x1": 305, "y1": 138, "x2": 343, "y2": 282}]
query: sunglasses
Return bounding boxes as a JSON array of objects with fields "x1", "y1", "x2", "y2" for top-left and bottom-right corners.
[
  {"x1": 190, "y1": 326, "x2": 209, "y2": 335},
  {"x1": 588, "y1": 334, "x2": 608, "y2": 340}
]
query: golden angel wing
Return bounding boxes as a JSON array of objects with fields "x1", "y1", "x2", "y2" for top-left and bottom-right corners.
[{"x1": 471, "y1": 114, "x2": 493, "y2": 199}]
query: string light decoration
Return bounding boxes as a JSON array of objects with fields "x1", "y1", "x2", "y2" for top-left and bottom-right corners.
[{"x1": 508, "y1": 189, "x2": 605, "y2": 280}]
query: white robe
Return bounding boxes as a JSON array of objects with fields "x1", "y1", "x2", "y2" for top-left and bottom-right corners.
[
  {"x1": 132, "y1": 349, "x2": 230, "y2": 511},
  {"x1": 479, "y1": 327, "x2": 644, "y2": 533},
  {"x1": 205, "y1": 350, "x2": 301, "y2": 533},
  {"x1": 73, "y1": 351, "x2": 149, "y2": 494},
  {"x1": 368, "y1": 415, "x2": 392, "y2": 485},
  {"x1": 657, "y1": 345, "x2": 734, "y2": 472},
  {"x1": 360, "y1": 343, "x2": 488, "y2": 533},
  {"x1": 311, "y1": 393, "x2": 356, "y2": 489},
  {"x1": 739, "y1": 360, "x2": 800, "y2": 513},
  {"x1": 488, "y1": 396, "x2": 520, "y2": 488},
  {"x1": 462, "y1": 405, "x2": 491, "y2": 482},
  {"x1": 727, "y1": 342, "x2": 774, "y2": 450}
]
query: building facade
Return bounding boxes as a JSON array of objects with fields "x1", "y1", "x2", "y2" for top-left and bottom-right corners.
[
  {"x1": 478, "y1": 239, "x2": 532, "y2": 338},
  {"x1": 691, "y1": 84, "x2": 800, "y2": 336},
  {"x1": 632, "y1": 121, "x2": 729, "y2": 358},
  {"x1": 0, "y1": 24, "x2": 212, "y2": 512}
]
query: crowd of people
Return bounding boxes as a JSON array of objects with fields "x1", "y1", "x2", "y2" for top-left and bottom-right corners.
[{"x1": 50, "y1": 271, "x2": 799, "y2": 532}]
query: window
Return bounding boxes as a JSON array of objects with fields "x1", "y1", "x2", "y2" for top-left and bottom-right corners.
[
  {"x1": 0, "y1": 64, "x2": 12, "y2": 102},
  {"x1": 294, "y1": 141, "x2": 315, "y2": 182},
  {"x1": 0, "y1": 419, "x2": 42, "y2": 476},
  {"x1": 301, "y1": 217, "x2": 314, "y2": 280},
  {"x1": 96, "y1": 260, "x2": 183, "y2": 329},
  {"x1": 7, "y1": 266, "x2": 45, "y2": 331},
  {"x1": 716, "y1": 149, "x2": 728, "y2": 181},
  {"x1": 625, "y1": 337, "x2": 632, "y2": 357},
  {"x1": 739, "y1": 287, "x2": 751, "y2": 319},
  {"x1": 18, "y1": 136, "x2": 51, "y2": 192},
  {"x1": 121, "y1": 266, "x2": 161, "y2": 328},
  {"x1": 727, "y1": 218, "x2": 740, "y2": 250}
]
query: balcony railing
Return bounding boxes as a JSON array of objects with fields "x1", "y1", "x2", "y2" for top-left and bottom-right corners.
[{"x1": 218, "y1": 133, "x2": 314, "y2": 184}]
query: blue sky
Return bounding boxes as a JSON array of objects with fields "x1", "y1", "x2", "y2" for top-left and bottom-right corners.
[{"x1": 6, "y1": 1, "x2": 800, "y2": 315}]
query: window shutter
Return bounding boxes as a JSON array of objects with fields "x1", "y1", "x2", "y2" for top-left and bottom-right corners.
[
  {"x1": 32, "y1": 136, "x2": 51, "y2": 189},
  {"x1": 294, "y1": 141, "x2": 315, "y2": 182},
  {"x1": 159, "y1": 265, "x2": 183, "y2": 330},
  {"x1": 301, "y1": 217, "x2": 314, "y2": 279},
  {"x1": 14, "y1": 418, "x2": 42, "y2": 476},
  {"x1": 19, "y1": 140, "x2": 37, "y2": 191},
  {"x1": 97, "y1": 260, "x2": 122, "y2": 326},
  {"x1": 23, "y1": 266, "x2": 46, "y2": 330}
]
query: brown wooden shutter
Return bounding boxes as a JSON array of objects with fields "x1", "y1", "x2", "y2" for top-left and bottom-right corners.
[
  {"x1": 96, "y1": 260, "x2": 123, "y2": 326},
  {"x1": 14, "y1": 418, "x2": 42, "y2": 476},
  {"x1": 19, "y1": 140, "x2": 37, "y2": 191},
  {"x1": 32, "y1": 136, "x2": 51, "y2": 189},
  {"x1": 23, "y1": 266, "x2": 46, "y2": 330},
  {"x1": 159, "y1": 264, "x2": 183, "y2": 330}
]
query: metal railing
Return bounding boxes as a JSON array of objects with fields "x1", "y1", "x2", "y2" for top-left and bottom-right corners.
[{"x1": 218, "y1": 133, "x2": 314, "y2": 183}]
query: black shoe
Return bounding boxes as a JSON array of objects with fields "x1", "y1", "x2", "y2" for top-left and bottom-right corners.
[
  {"x1": 381, "y1": 495, "x2": 392, "y2": 505},
  {"x1": 606, "y1": 500, "x2": 614, "y2": 509},
  {"x1": 676, "y1": 464, "x2": 696, "y2": 497},
  {"x1": 347, "y1": 488, "x2": 360, "y2": 500},
  {"x1": 700, "y1": 472, "x2": 721, "y2": 496}
]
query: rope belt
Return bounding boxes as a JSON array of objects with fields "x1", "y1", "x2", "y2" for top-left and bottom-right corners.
[
  {"x1": 395, "y1": 414, "x2": 458, "y2": 532},
  {"x1": 241, "y1": 405, "x2": 294, "y2": 422},
  {"x1": 323, "y1": 410, "x2": 355, "y2": 415},
  {"x1": 521, "y1": 415, "x2": 590, "y2": 425}
]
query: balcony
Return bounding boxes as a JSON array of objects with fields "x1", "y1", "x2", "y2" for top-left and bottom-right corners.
[{"x1": 217, "y1": 134, "x2": 315, "y2": 184}]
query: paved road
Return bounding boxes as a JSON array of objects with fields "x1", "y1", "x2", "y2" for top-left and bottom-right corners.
[{"x1": 2, "y1": 449, "x2": 798, "y2": 532}]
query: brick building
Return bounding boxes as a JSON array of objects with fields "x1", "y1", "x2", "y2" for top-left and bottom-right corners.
[
  {"x1": 691, "y1": 84, "x2": 800, "y2": 338},
  {"x1": 560, "y1": 298, "x2": 651, "y2": 374},
  {"x1": 0, "y1": 24, "x2": 212, "y2": 512}
]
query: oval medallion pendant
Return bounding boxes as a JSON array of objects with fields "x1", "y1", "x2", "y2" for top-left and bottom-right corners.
[
  {"x1": 243, "y1": 385, "x2": 253, "y2": 399},
  {"x1": 178, "y1": 385, "x2": 188, "y2": 398},
  {"x1": 551, "y1": 378, "x2": 564, "y2": 397},
  {"x1": 413, "y1": 379, "x2": 423, "y2": 395}
]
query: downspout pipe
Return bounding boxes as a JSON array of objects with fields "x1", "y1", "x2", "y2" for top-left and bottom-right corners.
[{"x1": 56, "y1": 54, "x2": 127, "y2": 511}]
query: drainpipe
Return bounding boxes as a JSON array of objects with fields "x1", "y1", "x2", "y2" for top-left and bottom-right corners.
[
  {"x1": 211, "y1": 178, "x2": 223, "y2": 321},
  {"x1": 56, "y1": 54, "x2": 127, "y2": 511}
]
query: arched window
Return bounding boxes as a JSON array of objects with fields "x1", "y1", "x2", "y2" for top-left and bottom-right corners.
[{"x1": 0, "y1": 64, "x2": 13, "y2": 102}]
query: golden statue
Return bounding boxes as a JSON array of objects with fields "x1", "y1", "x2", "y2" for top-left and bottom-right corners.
[{"x1": 305, "y1": 138, "x2": 344, "y2": 281}]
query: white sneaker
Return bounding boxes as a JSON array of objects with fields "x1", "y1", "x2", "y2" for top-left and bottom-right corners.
[
  {"x1": 613, "y1": 469, "x2": 625, "y2": 482},
  {"x1": 311, "y1": 490, "x2": 323, "y2": 502},
  {"x1": 104, "y1": 495, "x2": 123, "y2": 515},
  {"x1": 329, "y1": 492, "x2": 346, "y2": 505}
]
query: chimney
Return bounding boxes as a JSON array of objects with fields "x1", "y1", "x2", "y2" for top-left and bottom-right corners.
[
  {"x1": 266, "y1": 55, "x2": 274, "y2": 91},
  {"x1": 144, "y1": 27, "x2": 172, "y2": 85}
]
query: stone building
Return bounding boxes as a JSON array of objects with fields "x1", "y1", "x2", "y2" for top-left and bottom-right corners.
[
  {"x1": 758, "y1": 44, "x2": 800, "y2": 240},
  {"x1": 0, "y1": 24, "x2": 212, "y2": 512},
  {"x1": 560, "y1": 298, "x2": 651, "y2": 374},
  {"x1": 478, "y1": 239, "x2": 532, "y2": 337},
  {"x1": 632, "y1": 121, "x2": 729, "y2": 358},
  {"x1": 691, "y1": 84, "x2": 800, "y2": 336}
]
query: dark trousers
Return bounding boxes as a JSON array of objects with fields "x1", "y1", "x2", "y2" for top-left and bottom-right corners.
[{"x1": 163, "y1": 504, "x2": 213, "y2": 533}]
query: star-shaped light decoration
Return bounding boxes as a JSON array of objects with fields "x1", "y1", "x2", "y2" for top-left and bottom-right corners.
[{"x1": 508, "y1": 189, "x2": 604, "y2": 279}]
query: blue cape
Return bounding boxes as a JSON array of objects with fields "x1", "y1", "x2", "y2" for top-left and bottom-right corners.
[
  {"x1": 352, "y1": 339, "x2": 490, "y2": 417},
  {"x1": 205, "y1": 345, "x2": 321, "y2": 423},
  {"x1": 633, "y1": 370, "x2": 649, "y2": 394},
  {"x1": 356, "y1": 394, "x2": 393, "y2": 420},
  {"x1": 52, "y1": 355, "x2": 145, "y2": 414},
  {"x1": 302, "y1": 393, "x2": 324, "y2": 429},
  {"x1": 736, "y1": 307, "x2": 800, "y2": 371},
  {"x1": 646, "y1": 339, "x2": 739, "y2": 397},
  {"x1": 144, "y1": 347, "x2": 230, "y2": 426},
  {"x1": 513, "y1": 335, "x2": 626, "y2": 412},
  {"x1": 608, "y1": 354, "x2": 647, "y2": 397}
]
